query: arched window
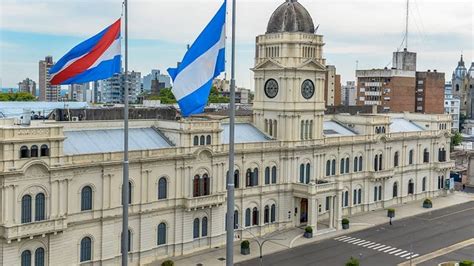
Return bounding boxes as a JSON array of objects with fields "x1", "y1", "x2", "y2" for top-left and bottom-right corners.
[
  {"x1": 354, "y1": 156, "x2": 358, "y2": 172},
  {"x1": 409, "y1": 149, "x2": 414, "y2": 165},
  {"x1": 158, "y1": 177, "x2": 167, "y2": 199},
  {"x1": 305, "y1": 163, "x2": 310, "y2": 184},
  {"x1": 269, "y1": 120, "x2": 273, "y2": 136},
  {"x1": 344, "y1": 191, "x2": 349, "y2": 207},
  {"x1": 21, "y1": 250, "x2": 31, "y2": 266},
  {"x1": 300, "y1": 121, "x2": 305, "y2": 140},
  {"x1": 378, "y1": 185, "x2": 382, "y2": 200},
  {"x1": 202, "y1": 217, "x2": 208, "y2": 237},
  {"x1": 252, "y1": 207, "x2": 259, "y2": 225},
  {"x1": 246, "y1": 169, "x2": 252, "y2": 187},
  {"x1": 265, "y1": 167, "x2": 270, "y2": 185},
  {"x1": 193, "y1": 218, "x2": 200, "y2": 238},
  {"x1": 441, "y1": 176, "x2": 445, "y2": 189},
  {"x1": 80, "y1": 237, "x2": 92, "y2": 262},
  {"x1": 193, "y1": 175, "x2": 200, "y2": 197},
  {"x1": 21, "y1": 195, "x2": 32, "y2": 224},
  {"x1": 200, "y1": 135, "x2": 205, "y2": 145},
  {"x1": 345, "y1": 157, "x2": 349, "y2": 173},
  {"x1": 374, "y1": 186, "x2": 378, "y2": 202},
  {"x1": 393, "y1": 182, "x2": 398, "y2": 198},
  {"x1": 253, "y1": 168, "x2": 259, "y2": 186},
  {"x1": 374, "y1": 155, "x2": 379, "y2": 171},
  {"x1": 271, "y1": 204, "x2": 276, "y2": 222},
  {"x1": 408, "y1": 179, "x2": 414, "y2": 194},
  {"x1": 353, "y1": 189, "x2": 357, "y2": 205},
  {"x1": 35, "y1": 248, "x2": 45, "y2": 266},
  {"x1": 206, "y1": 135, "x2": 211, "y2": 145},
  {"x1": 331, "y1": 159, "x2": 336, "y2": 175},
  {"x1": 326, "y1": 160, "x2": 331, "y2": 176},
  {"x1": 40, "y1": 145, "x2": 49, "y2": 157},
  {"x1": 35, "y1": 193, "x2": 45, "y2": 221},
  {"x1": 271, "y1": 166, "x2": 277, "y2": 184},
  {"x1": 203, "y1": 174, "x2": 210, "y2": 196},
  {"x1": 193, "y1": 136, "x2": 199, "y2": 146},
  {"x1": 423, "y1": 148, "x2": 429, "y2": 163},
  {"x1": 234, "y1": 170, "x2": 240, "y2": 188},
  {"x1": 245, "y1": 208, "x2": 251, "y2": 227},
  {"x1": 422, "y1": 177, "x2": 426, "y2": 192},
  {"x1": 358, "y1": 188, "x2": 362, "y2": 204},
  {"x1": 264, "y1": 205, "x2": 270, "y2": 223},
  {"x1": 234, "y1": 210, "x2": 239, "y2": 229},
  {"x1": 30, "y1": 145, "x2": 38, "y2": 157},
  {"x1": 20, "y1": 146, "x2": 30, "y2": 158},
  {"x1": 394, "y1": 152, "x2": 399, "y2": 167},
  {"x1": 157, "y1": 223, "x2": 166, "y2": 245},
  {"x1": 359, "y1": 156, "x2": 363, "y2": 171},
  {"x1": 378, "y1": 154, "x2": 383, "y2": 170},
  {"x1": 340, "y1": 158, "x2": 345, "y2": 174},
  {"x1": 81, "y1": 186, "x2": 93, "y2": 211}
]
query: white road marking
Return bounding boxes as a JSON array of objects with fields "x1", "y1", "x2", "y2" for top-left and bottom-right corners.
[
  {"x1": 395, "y1": 250, "x2": 408, "y2": 256},
  {"x1": 389, "y1": 249, "x2": 402, "y2": 254},
  {"x1": 356, "y1": 240, "x2": 372, "y2": 246},
  {"x1": 359, "y1": 242, "x2": 374, "y2": 247},
  {"x1": 384, "y1": 248, "x2": 397, "y2": 253},
  {"x1": 334, "y1": 236, "x2": 350, "y2": 241},
  {"x1": 373, "y1": 245, "x2": 387, "y2": 250},
  {"x1": 367, "y1": 243, "x2": 382, "y2": 249},
  {"x1": 349, "y1": 239, "x2": 365, "y2": 244},
  {"x1": 400, "y1": 252, "x2": 412, "y2": 258},
  {"x1": 378, "y1": 246, "x2": 392, "y2": 252}
]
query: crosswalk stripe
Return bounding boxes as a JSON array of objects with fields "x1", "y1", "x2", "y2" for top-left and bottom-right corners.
[
  {"x1": 356, "y1": 240, "x2": 371, "y2": 246},
  {"x1": 367, "y1": 243, "x2": 382, "y2": 249},
  {"x1": 340, "y1": 238, "x2": 356, "y2": 242},
  {"x1": 389, "y1": 249, "x2": 402, "y2": 254},
  {"x1": 395, "y1": 250, "x2": 408, "y2": 256},
  {"x1": 400, "y1": 252, "x2": 411, "y2": 258},
  {"x1": 349, "y1": 239, "x2": 365, "y2": 244},
  {"x1": 378, "y1": 246, "x2": 391, "y2": 252},
  {"x1": 373, "y1": 245, "x2": 387, "y2": 250},
  {"x1": 335, "y1": 236, "x2": 350, "y2": 241},
  {"x1": 359, "y1": 242, "x2": 374, "y2": 247},
  {"x1": 409, "y1": 254, "x2": 419, "y2": 259},
  {"x1": 384, "y1": 248, "x2": 397, "y2": 253}
]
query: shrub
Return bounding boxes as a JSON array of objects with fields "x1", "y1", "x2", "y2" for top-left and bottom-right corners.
[
  {"x1": 387, "y1": 208, "x2": 395, "y2": 212},
  {"x1": 345, "y1": 257, "x2": 360, "y2": 266},
  {"x1": 342, "y1": 218, "x2": 350, "y2": 225},
  {"x1": 460, "y1": 260, "x2": 474, "y2": 266},
  {"x1": 423, "y1": 198, "x2": 432, "y2": 205},
  {"x1": 305, "y1": 226, "x2": 313, "y2": 234},
  {"x1": 161, "y1": 260, "x2": 174, "y2": 266},
  {"x1": 241, "y1": 240, "x2": 250, "y2": 249}
]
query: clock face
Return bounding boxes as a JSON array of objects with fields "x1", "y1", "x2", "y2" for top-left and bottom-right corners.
[
  {"x1": 301, "y1": 79, "x2": 315, "y2": 99},
  {"x1": 264, "y1": 79, "x2": 279, "y2": 99}
]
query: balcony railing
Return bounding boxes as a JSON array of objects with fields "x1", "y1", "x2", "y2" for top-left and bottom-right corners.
[
  {"x1": 184, "y1": 193, "x2": 226, "y2": 211},
  {"x1": 1, "y1": 218, "x2": 67, "y2": 241},
  {"x1": 368, "y1": 169, "x2": 394, "y2": 180},
  {"x1": 293, "y1": 182, "x2": 336, "y2": 196}
]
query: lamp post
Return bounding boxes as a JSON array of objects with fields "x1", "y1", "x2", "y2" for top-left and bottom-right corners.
[{"x1": 236, "y1": 224, "x2": 284, "y2": 266}]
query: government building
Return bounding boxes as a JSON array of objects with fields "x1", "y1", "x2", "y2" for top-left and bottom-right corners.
[{"x1": 0, "y1": 1, "x2": 453, "y2": 265}]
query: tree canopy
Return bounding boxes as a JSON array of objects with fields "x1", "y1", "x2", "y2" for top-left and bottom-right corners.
[{"x1": 0, "y1": 92, "x2": 36, "y2": 101}]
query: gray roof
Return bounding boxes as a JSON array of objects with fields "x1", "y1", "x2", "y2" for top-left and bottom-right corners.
[
  {"x1": 221, "y1": 123, "x2": 270, "y2": 144},
  {"x1": 266, "y1": 0, "x2": 315, "y2": 34},
  {"x1": 390, "y1": 118, "x2": 424, "y2": 133},
  {"x1": 323, "y1": 121, "x2": 357, "y2": 136},
  {"x1": 64, "y1": 128, "x2": 172, "y2": 155}
]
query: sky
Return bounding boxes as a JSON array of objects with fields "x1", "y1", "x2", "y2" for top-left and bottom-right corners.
[{"x1": 0, "y1": 0, "x2": 473, "y2": 90}]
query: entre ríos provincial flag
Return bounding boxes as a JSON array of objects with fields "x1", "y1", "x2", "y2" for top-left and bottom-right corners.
[
  {"x1": 167, "y1": 1, "x2": 226, "y2": 117},
  {"x1": 49, "y1": 19, "x2": 121, "y2": 85}
]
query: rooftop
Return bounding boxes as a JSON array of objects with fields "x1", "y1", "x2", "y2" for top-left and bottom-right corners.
[
  {"x1": 389, "y1": 118, "x2": 424, "y2": 133},
  {"x1": 221, "y1": 123, "x2": 271, "y2": 144}
]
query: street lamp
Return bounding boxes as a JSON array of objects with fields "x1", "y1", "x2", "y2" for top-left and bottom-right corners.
[{"x1": 236, "y1": 224, "x2": 284, "y2": 266}]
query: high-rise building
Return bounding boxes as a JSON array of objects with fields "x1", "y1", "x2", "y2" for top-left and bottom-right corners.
[
  {"x1": 415, "y1": 70, "x2": 445, "y2": 114},
  {"x1": 39, "y1": 56, "x2": 61, "y2": 102},
  {"x1": 324, "y1": 66, "x2": 341, "y2": 106},
  {"x1": 18, "y1": 78, "x2": 36, "y2": 96},
  {"x1": 142, "y1": 70, "x2": 171, "y2": 91},
  {"x1": 341, "y1": 81, "x2": 357, "y2": 106},
  {"x1": 101, "y1": 71, "x2": 141, "y2": 104},
  {"x1": 445, "y1": 82, "x2": 460, "y2": 131},
  {"x1": 68, "y1": 83, "x2": 90, "y2": 102}
]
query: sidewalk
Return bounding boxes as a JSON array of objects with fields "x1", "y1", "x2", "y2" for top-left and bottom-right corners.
[{"x1": 149, "y1": 192, "x2": 474, "y2": 266}]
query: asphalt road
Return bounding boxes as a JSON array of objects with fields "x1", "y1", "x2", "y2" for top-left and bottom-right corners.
[{"x1": 237, "y1": 201, "x2": 474, "y2": 266}]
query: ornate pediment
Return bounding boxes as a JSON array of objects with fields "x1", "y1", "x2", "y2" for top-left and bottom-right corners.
[
  {"x1": 24, "y1": 163, "x2": 49, "y2": 179},
  {"x1": 296, "y1": 59, "x2": 327, "y2": 71},
  {"x1": 252, "y1": 59, "x2": 285, "y2": 71}
]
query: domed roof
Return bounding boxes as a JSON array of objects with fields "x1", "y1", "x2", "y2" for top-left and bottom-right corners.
[
  {"x1": 266, "y1": 0, "x2": 315, "y2": 34},
  {"x1": 454, "y1": 55, "x2": 467, "y2": 78}
]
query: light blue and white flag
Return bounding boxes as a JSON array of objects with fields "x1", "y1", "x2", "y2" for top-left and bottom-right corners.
[{"x1": 168, "y1": 1, "x2": 226, "y2": 117}]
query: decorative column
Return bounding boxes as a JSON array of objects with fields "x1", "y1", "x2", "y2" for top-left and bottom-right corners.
[
  {"x1": 329, "y1": 195, "x2": 334, "y2": 229},
  {"x1": 335, "y1": 193, "x2": 342, "y2": 230},
  {"x1": 308, "y1": 197, "x2": 318, "y2": 230}
]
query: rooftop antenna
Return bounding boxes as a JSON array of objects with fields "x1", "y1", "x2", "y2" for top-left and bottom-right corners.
[{"x1": 404, "y1": 0, "x2": 409, "y2": 50}]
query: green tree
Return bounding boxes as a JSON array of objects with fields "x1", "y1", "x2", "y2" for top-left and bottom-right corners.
[
  {"x1": 0, "y1": 92, "x2": 36, "y2": 101},
  {"x1": 158, "y1": 88, "x2": 177, "y2": 104},
  {"x1": 451, "y1": 131, "x2": 463, "y2": 147}
]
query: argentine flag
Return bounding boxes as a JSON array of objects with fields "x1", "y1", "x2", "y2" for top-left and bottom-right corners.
[{"x1": 168, "y1": 1, "x2": 226, "y2": 117}]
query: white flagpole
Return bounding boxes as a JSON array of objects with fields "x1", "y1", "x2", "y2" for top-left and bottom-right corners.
[
  {"x1": 121, "y1": 0, "x2": 130, "y2": 264},
  {"x1": 226, "y1": 0, "x2": 236, "y2": 265}
]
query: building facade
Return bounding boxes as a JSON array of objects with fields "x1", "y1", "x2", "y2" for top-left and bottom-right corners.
[
  {"x1": 101, "y1": 71, "x2": 141, "y2": 104},
  {"x1": 38, "y1": 56, "x2": 60, "y2": 102},
  {"x1": 142, "y1": 70, "x2": 171, "y2": 91},
  {"x1": 445, "y1": 83, "x2": 460, "y2": 132},
  {"x1": 415, "y1": 70, "x2": 445, "y2": 114},
  {"x1": 342, "y1": 81, "x2": 357, "y2": 106},
  {"x1": 452, "y1": 55, "x2": 474, "y2": 117},
  {"x1": 0, "y1": 1, "x2": 454, "y2": 265},
  {"x1": 324, "y1": 66, "x2": 341, "y2": 106},
  {"x1": 18, "y1": 78, "x2": 37, "y2": 96}
]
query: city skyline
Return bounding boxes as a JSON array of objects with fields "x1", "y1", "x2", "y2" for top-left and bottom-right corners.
[{"x1": 0, "y1": 0, "x2": 472, "y2": 90}]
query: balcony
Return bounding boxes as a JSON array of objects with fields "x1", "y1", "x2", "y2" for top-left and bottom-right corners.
[
  {"x1": 434, "y1": 161, "x2": 455, "y2": 171},
  {"x1": 184, "y1": 193, "x2": 226, "y2": 211},
  {"x1": 293, "y1": 182, "x2": 337, "y2": 197},
  {"x1": 368, "y1": 169, "x2": 394, "y2": 181},
  {"x1": 1, "y1": 218, "x2": 67, "y2": 242}
]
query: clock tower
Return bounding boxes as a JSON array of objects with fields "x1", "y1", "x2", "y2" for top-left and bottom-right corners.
[{"x1": 252, "y1": 0, "x2": 327, "y2": 141}]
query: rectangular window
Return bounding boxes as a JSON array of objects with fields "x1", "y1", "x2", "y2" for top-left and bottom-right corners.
[{"x1": 325, "y1": 196, "x2": 330, "y2": 211}]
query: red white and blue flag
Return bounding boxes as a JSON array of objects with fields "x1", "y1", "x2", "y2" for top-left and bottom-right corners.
[{"x1": 50, "y1": 19, "x2": 121, "y2": 85}]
